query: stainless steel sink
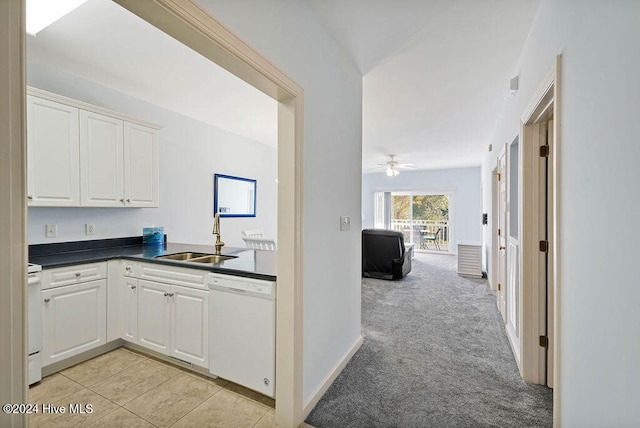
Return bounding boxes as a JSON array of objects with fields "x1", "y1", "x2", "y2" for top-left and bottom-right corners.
[
  {"x1": 188, "y1": 254, "x2": 238, "y2": 263},
  {"x1": 155, "y1": 252, "x2": 211, "y2": 261},
  {"x1": 155, "y1": 252, "x2": 238, "y2": 264}
]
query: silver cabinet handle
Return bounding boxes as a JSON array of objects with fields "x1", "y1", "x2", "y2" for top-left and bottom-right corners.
[
  {"x1": 126, "y1": 198, "x2": 131, "y2": 203},
  {"x1": 125, "y1": 266, "x2": 132, "y2": 271},
  {"x1": 120, "y1": 198, "x2": 125, "y2": 203},
  {"x1": 44, "y1": 298, "x2": 50, "y2": 303},
  {"x1": 27, "y1": 196, "x2": 33, "y2": 200},
  {"x1": 164, "y1": 292, "x2": 174, "y2": 297},
  {"x1": 75, "y1": 272, "x2": 81, "y2": 277},
  {"x1": 130, "y1": 285, "x2": 136, "y2": 290}
]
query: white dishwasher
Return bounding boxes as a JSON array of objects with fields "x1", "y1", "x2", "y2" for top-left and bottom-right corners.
[{"x1": 208, "y1": 274, "x2": 275, "y2": 397}]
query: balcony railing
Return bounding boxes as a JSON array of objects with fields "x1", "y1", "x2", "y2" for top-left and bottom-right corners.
[{"x1": 390, "y1": 219, "x2": 449, "y2": 252}]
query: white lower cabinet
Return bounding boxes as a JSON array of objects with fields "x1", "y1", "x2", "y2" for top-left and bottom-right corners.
[
  {"x1": 137, "y1": 279, "x2": 208, "y2": 368},
  {"x1": 42, "y1": 279, "x2": 107, "y2": 366},
  {"x1": 107, "y1": 260, "x2": 139, "y2": 343},
  {"x1": 121, "y1": 276, "x2": 139, "y2": 343},
  {"x1": 138, "y1": 280, "x2": 171, "y2": 354}
]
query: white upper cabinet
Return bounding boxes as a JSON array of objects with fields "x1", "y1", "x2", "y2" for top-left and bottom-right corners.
[
  {"x1": 80, "y1": 110, "x2": 125, "y2": 207},
  {"x1": 27, "y1": 95, "x2": 80, "y2": 206},
  {"x1": 124, "y1": 122, "x2": 159, "y2": 207},
  {"x1": 27, "y1": 88, "x2": 160, "y2": 208}
]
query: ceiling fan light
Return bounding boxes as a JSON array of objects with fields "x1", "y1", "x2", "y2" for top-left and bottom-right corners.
[
  {"x1": 393, "y1": 168, "x2": 400, "y2": 176},
  {"x1": 386, "y1": 167, "x2": 393, "y2": 177}
]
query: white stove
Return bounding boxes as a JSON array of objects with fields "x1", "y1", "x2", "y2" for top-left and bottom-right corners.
[
  {"x1": 28, "y1": 263, "x2": 42, "y2": 274},
  {"x1": 27, "y1": 263, "x2": 42, "y2": 384}
]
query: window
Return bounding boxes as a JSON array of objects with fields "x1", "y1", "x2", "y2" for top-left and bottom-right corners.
[{"x1": 374, "y1": 190, "x2": 452, "y2": 252}]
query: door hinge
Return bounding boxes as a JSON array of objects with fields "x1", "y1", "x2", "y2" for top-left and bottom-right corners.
[
  {"x1": 497, "y1": 283, "x2": 501, "y2": 291},
  {"x1": 497, "y1": 228, "x2": 501, "y2": 237},
  {"x1": 539, "y1": 240, "x2": 549, "y2": 252},
  {"x1": 497, "y1": 172, "x2": 501, "y2": 181},
  {"x1": 539, "y1": 335, "x2": 549, "y2": 349},
  {"x1": 540, "y1": 145, "x2": 550, "y2": 157}
]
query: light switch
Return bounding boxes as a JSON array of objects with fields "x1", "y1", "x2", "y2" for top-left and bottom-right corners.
[
  {"x1": 46, "y1": 224, "x2": 57, "y2": 238},
  {"x1": 340, "y1": 216, "x2": 351, "y2": 231}
]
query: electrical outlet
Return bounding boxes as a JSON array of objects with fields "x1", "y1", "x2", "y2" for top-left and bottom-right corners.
[
  {"x1": 340, "y1": 216, "x2": 351, "y2": 231},
  {"x1": 85, "y1": 223, "x2": 95, "y2": 235},
  {"x1": 45, "y1": 224, "x2": 57, "y2": 238}
]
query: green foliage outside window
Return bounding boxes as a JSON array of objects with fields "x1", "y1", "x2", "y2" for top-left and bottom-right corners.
[{"x1": 392, "y1": 194, "x2": 448, "y2": 221}]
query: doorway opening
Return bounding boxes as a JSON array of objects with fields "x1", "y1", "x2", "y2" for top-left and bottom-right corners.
[
  {"x1": 518, "y1": 57, "x2": 560, "y2": 395},
  {"x1": 3, "y1": 1, "x2": 305, "y2": 427}
]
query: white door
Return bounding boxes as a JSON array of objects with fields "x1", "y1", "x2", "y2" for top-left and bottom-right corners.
[
  {"x1": 171, "y1": 286, "x2": 208, "y2": 367},
  {"x1": 123, "y1": 122, "x2": 159, "y2": 207},
  {"x1": 80, "y1": 110, "x2": 124, "y2": 207},
  {"x1": 27, "y1": 96, "x2": 80, "y2": 206},
  {"x1": 506, "y1": 138, "x2": 520, "y2": 349},
  {"x1": 137, "y1": 280, "x2": 171, "y2": 354},
  {"x1": 122, "y1": 277, "x2": 139, "y2": 343},
  {"x1": 497, "y1": 152, "x2": 507, "y2": 321},
  {"x1": 41, "y1": 279, "x2": 106, "y2": 366}
]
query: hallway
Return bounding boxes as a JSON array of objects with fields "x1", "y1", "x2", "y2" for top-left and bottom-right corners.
[{"x1": 307, "y1": 253, "x2": 552, "y2": 427}]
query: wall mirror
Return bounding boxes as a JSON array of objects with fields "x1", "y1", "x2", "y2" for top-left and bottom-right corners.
[{"x1": 214, "y1": 174, "x2": 257, "y2": 217}]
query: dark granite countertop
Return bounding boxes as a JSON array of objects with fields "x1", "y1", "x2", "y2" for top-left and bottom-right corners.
[{"x1": 29, "y1": 237, "x2": 277, "y2": 281}]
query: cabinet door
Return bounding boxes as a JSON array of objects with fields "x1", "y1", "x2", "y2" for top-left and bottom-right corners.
[
  {"x1": 42, "y1": 279, "x2": 107, "y2": 366},
  {"x1": 122, "y1": 277, "x2": 139, "y2": 343},
  {"x1": 171, "y1": 285, "x2": 208, "y2": 368},
  {"x1": 80, "y1": 110, "x2": 124, "y2": 207},
  {"x1": 27, "y1": 96, "x2": 80, "y2": 206},
  {"x1": 137, "y1": 280, "x2": 171, "y2": 354},
  {"x1": 123, "y1": 122, "x2": 158, "y2": 207}
]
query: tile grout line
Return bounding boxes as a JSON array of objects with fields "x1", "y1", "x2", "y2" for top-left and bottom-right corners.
[
  {"x1": 35, "y1": 349, "x2": 275, "y2": 427},
  {"x1": 250, "y1": 407, "x2": 272, "y2": 428}
]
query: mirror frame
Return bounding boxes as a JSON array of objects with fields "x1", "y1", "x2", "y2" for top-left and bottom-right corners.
[{"x1": 214, "y1": 173, "x2": 257, "y2": 217}]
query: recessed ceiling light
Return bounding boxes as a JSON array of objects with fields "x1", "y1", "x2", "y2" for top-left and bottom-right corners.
[{"x1": 26, "y1": 0, "x2": 89, "y2": 36}]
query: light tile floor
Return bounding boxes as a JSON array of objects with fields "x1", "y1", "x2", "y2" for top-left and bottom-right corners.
[{"x1": 29, "y1": 348, "x2": 311, "y2": 428}]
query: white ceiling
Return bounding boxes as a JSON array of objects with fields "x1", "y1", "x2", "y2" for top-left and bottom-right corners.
[
  {"x1": 305, "y1": 0, "x2": 541, "y2": 172},
  {"x1": 27, "y1": 0, "x2": 541, "y2": 172},
  {"x1": 27, "y1": 0, "x2": 278, "y2": 147}
]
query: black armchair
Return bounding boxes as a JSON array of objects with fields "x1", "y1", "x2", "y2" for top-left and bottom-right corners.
[{"x1": 362, "y1": 229, "x2": 412, "y2": 280}]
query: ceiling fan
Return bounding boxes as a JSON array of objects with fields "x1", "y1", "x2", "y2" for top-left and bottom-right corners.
[{"x1": 368, "y1": 155, "x2": 415, "y2": 176}]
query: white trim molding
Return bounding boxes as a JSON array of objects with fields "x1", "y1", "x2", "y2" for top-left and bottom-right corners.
[
  {"x1": 518, "y1": 55, "x2": 561, "y2": 427},
  {"x1": 303, "y1": 335, "x2": 364, "y2": 418},
  {"x1": 0, "y1": 0, "x2": 27, "y2": 427}
]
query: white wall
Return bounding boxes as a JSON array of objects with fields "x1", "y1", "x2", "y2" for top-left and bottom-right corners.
[
  {"x1": 27, "y1": 63, "x2": 277, "y2": 248},
  {"x1": 197, "y1": 0, "x2": 363, "y2": 405},
  {"x1": 362, "y1": 167, "x2": 483, "y2": 252},
  {"x1": 482, "y1": 1, "x2": 640, "y2": 426}
]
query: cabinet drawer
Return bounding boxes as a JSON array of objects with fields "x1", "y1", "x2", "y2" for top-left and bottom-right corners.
[
  {"x1": 121, "y1": 261, "x2": 138, "y2": 277},
  {"x1": 139, "y1": 263, "x2": 208, "y2": 289},
  {"x1": 42, "y1": 262, "x2": 107, "y2": 290}
]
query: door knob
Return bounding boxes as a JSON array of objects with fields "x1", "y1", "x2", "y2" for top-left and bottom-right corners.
[{"x1": 499, "y1": 246, "x2": 506, "y2": 250}]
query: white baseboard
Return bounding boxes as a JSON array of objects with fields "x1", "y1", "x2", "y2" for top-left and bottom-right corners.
[{"x1": 302, "y1": 335, "x2": 363, "y2": 418}]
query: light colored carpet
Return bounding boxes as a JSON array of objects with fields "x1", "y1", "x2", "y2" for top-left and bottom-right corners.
[{"x1": 306, "y1": 253, "x2": 553, "y2": 427}]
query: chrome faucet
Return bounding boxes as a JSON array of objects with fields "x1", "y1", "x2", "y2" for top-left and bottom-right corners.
[{"x1": 212, "y1": 212, "x2": 225, "y2": 255}]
